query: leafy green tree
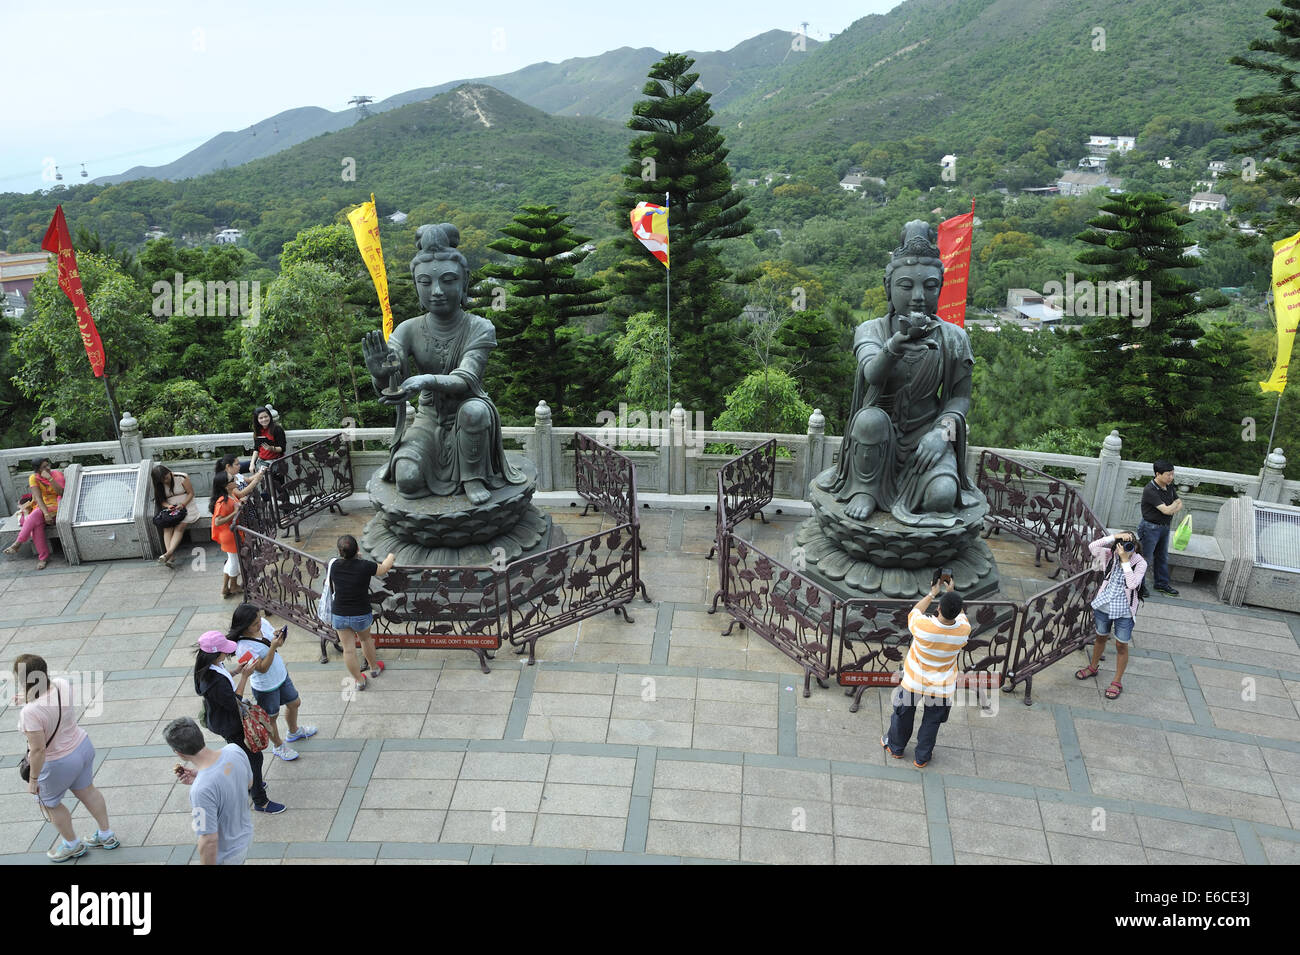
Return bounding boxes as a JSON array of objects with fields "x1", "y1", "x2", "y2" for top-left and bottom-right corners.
[
  {"x1": 475, "y1": 204, "x2": 612, "y2": 423},
  {"x1": 775, "y1": 308, "x2": 854, "y2": 429},
  {"x1": 612, "y1": 53, "x2": 752, "y2": 416},
  {"x1": 612, "y1": 311, "x2": 675, "y2": 411},
  {"x1": 13, "y1": 253, "x2": 162, "y2": 442},
  {"x1": 713, "y1": 368, "x2": 813, "y2": 437},
  {"x1": 244, "y1": 260, "x2": 367, "y2": 429},
  {"x1": 1071, "y1": 193, "x2": 1242, "y2": 464},
  {"x1": 138, "y1": 380, "x2": 224, "y2": 437}
]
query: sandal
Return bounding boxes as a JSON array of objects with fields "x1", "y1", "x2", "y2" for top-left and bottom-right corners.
[
  {"x1": 1105, "y1": 681, "x2": 1123, "y2": 700},
  {"x1": 3, "y1": 544, "x2": 19, "y2": 555},
  {"x1": 1075, "y1": 665, "x2": 1098, "y2": 680},
  {"x1": 35, "y1": 559, "x2": 47, "y2": 570}
]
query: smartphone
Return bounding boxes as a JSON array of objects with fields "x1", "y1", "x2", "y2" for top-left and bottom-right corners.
[
  {"x1": 276, "y1": 626, "x2": 288, "y2": 642},
  {"x1": 237, "y1": 651, "x2": 254, "y2": 666}
]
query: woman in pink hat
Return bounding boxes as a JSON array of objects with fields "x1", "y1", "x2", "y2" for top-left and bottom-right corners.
[{"x1": 193, "y1": 630, "x2": 285, "y2": 814}]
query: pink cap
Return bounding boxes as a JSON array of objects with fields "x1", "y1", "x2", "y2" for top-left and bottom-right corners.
[{"x1": 198, "y1": 630, "x2": 237, "y2": 654}]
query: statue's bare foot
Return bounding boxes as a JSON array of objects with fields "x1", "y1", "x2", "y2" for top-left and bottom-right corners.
[
  {"x1": 464, "y1": 479, "x2": 491, "y2": 506},
  {"x1": 844, "y1": 493, "x2": 876, "y2": 521}
]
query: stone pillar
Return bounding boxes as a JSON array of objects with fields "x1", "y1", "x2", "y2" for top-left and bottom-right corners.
[
  {"x1": 119, "y1": 411, "x2": 143, "y2": 464},
  {"x1": 804, "y1": 408, "x2": 826, "y2": 501},
  {"x1": 1083, "y1": 429, "x2": 1123, "y2": 526},
  {"x1": 1257, "y1": 447, "x2": 1288, "y2": 503},
  {"x1": 532, "y1": 400, "x2": 553, "y2": 491},
  {"x1": 669, "y1": 402, "x2": 687, "y2": 495}
]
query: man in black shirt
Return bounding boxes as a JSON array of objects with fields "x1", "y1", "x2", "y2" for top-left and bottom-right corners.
[{"x1": 1137, "y1": 459, "x2": 1183, "y2": 596}]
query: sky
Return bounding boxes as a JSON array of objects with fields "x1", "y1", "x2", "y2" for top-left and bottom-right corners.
[{"x1": 2, "y1": 0, "x2": 902, "y2": 193}]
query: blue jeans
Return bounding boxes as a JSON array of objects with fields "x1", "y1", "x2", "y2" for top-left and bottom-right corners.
[
  {"x1": 885, "y1": 688, "x2": 952, "y2": 764},
  {"x1": 1137, "y1": 519, "x2": 1171, "y2": 589}
]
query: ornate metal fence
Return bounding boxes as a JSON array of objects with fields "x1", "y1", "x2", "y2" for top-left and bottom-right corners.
[
  {"x1": 836, "y1": 598, "x2": 1020, "y2": 712},
  {"x1": 505, "y1": 524, "x2": 641, "y2": 664},
  {"x1": 261, "y1": 432, "x2": 354, "y2": 541},
  {"x1": 575, "y1": 432, "x2": 635, "y2": 523},
  {"x1": 976, "y1": 449, "x2": 1075, "y2": 570},
  {"x1": 236, "y1": 430, "x2": 649, "y2": 673},
  {"x1": 1005, "y1": 567, "x2": 1102, "y2": 704},
  {"x1": 715, "y1": 536, "x2": 838, "y2": 697},
  {"x1": 707, "y1": 439, "x2": 776, "y2": 560}
]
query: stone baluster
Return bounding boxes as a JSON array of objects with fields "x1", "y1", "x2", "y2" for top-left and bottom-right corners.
[
  {"x1": 532, "y1": 400, "x2": 553, "y2": 491},
  {"x1": 119, "y1": 411, "x2": 143, "y2": 464},
  {"x1": 804, "y1": 408, "x2": 826, "y2": 502},
  {"x1": 669, "y1": 402, "x2": 687, "y2": 495},
  {"x1": 1083, "y1": 429, "x2": 1123, "y2": 526},
  {"x1": 1257, "y1": 447, "x2": 1288, "y2": 503}
]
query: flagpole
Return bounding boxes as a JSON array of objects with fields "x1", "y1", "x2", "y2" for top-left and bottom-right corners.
[
  {"x1": 1265, "y1": 391, "x2": 1283, "y2": 451},
  {"x1": 101, "y1": 367, "x2": 127, "y2": 461},
  {"x1": 665, "y1": 191, "x2": 671, "y2": 412}
]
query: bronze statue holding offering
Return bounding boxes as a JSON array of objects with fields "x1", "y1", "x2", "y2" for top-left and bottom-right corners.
[{"x1": 796, "y1": 220, "x2": 998, "y2": 599}]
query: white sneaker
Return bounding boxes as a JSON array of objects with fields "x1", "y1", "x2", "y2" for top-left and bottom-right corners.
[{"x1": 273, "y1": 744, "x2": 300, "y2": 761}]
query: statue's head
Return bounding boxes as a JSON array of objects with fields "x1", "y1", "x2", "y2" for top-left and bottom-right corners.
[
  {"x1": 410, "y1": 223, "x2": 471, "y2": 316},
  {"x1": 883, "y1": 220, "x2": 944, "y2": 318}
]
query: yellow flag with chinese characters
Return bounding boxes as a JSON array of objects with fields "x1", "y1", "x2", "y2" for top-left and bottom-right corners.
[
  {"x1": 1264, "y1": 228, "x2": 1300, "y2": 393},
  {"x1": 347, "y1": 194, "x2": 394, "y2": 340}
]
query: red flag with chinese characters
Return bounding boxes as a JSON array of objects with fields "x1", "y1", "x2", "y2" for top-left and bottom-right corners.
[
  {"x1": 40, "y1": 205, "x2": 106, "y2": 377},
  {"x1": 936, "y1": 202, "x2": 974, "y2": 328}
]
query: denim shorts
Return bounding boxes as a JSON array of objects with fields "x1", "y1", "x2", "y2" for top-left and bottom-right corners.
[
  {"x1": 253, "y1": 674, "x2": 299, "y2": 717},
  {"x1": 38, "y1": 735, "x2": 96, "y2": 807},
  {"x1": 331, "y1": 612, "x2": 373, "y2": 632},
  {"x1": 1093, "y1": 608, "x2": 1134, "y2": 644}
]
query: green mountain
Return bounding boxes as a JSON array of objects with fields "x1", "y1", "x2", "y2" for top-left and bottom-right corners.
[
  {"x1": 2, "y1": 86, "x2": 630, "y2": 259},
  {"x1": 721, "y1": 0, "x2": 1275, "y2": 164},
  {"x1": 91, "y1": 30, "x2": 815, "y2": 187}
]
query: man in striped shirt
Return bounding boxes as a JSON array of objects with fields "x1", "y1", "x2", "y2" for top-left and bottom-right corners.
[{"x1": 881, "y1": 578, "x2": 971, "y2": 768}]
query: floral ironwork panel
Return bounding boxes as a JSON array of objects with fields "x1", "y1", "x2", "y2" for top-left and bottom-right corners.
[
  {"x1": 723, "y1": 537, "x2": 837, "y2": 681},
  {"x1": 1008, "y1": 567, "x2": 1102, "y2": 683},
  {"x1": 718, "y1": 440, "x2": 776, "y2": 532},
  {"x1": 574, "y1": 432, "x2": 636, "y2": 524}
]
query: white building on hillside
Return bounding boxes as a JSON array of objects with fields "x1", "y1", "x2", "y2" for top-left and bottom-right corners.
[{"x1": 1189, "y1": 192, "x2": 1227, "y2": 213}]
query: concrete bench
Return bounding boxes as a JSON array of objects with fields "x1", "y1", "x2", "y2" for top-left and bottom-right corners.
[
  {"x1": 1165, "y1": 533, "x2": 1225, "y2": 582},
  {"x1": 0, "y1": 511, "x2": 62, "y2": 556},
  {"x1": 1107, "y1": 526, "x2": 1224, "y2": 582}
]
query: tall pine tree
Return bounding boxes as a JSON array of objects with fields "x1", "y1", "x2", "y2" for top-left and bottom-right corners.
[
  {"x1": 612, "y1": 53, "x2": 752, "y2": 417},
  {"x1": 1072, "y1": 193, "x2": 1244, "y2": 464},
  {"x1": 475, "y1": 205, "x2": 612, "y2": 424},
  {"x1": 1230, "y1": 0, "x2": 1300, "y2": 237}
]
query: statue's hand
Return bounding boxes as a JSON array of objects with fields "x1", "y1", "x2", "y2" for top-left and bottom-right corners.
[
  {"x1": 363, "y1": 331, "x2": 399, "y2": 379},
  {"x1": 915, "y1": 427, "x2": 949, "y2": 472}
]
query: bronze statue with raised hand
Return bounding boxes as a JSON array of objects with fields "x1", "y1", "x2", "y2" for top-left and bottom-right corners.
[
  {"x1": 820, "y1": 219, "x2": 978, "y2": 527},
  {"x1": 363, "y1": 223, "x2": 525, "y2": 506}
]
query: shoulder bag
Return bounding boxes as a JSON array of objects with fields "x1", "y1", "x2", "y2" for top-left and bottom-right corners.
[
  {"x1": 19, "y1": 687, "x2": 62, "y2": 782},
  {"x1": 316, "y1": 558, "x2": 338, "y2": 623}
]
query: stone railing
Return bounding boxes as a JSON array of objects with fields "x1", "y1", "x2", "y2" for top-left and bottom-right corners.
[{"x1": 3, "y1": 406, "x2": 1295, "y2": 521}]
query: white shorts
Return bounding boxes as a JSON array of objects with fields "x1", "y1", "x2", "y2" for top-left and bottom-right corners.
[{"x1": 223, "y1": 552, "x2": 240, "y2": 576}]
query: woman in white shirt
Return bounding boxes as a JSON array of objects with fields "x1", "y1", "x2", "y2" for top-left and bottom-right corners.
[{"x1": 231, "y1": 603, "x2": 316, "y2": 762}]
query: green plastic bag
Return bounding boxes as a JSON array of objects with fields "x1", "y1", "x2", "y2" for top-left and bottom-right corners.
[{"x1": 1171, "y1": 515, "x2": 1192, "y2": 551}]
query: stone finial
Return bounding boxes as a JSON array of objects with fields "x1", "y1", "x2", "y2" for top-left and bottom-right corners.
[
  {"x1": 120, "y1": 411, "x2": 138, "y2": 434},
  {"x1": 670, "y1": 401, "x2": 686, "y2": 424},
  {"x1": 266, "y1": 405, "x2": 280, "y2": 424},
  {"x1": 808, "y1": 408, "x2": 826, "y2": 434},
  {"x1": 1265, "y1": 447, "x2": 1287, "y2": 470},
  {"x1": 534, "y1": 400, "x2": 552, "y2": 424},
  {"x1": 1101, "y1": 429, "x2": 1122, "y2": 454}
]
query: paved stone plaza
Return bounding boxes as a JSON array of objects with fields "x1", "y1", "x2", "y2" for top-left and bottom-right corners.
[{"x1": 2, "y1": 503, "x2": 1299, "y2": 865}]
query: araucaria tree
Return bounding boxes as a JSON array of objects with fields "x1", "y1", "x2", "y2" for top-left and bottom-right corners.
[
  {"x1": 1230, "y1": 0, "x2": 1300, "y2": 236},
  {"x1": 476, "y1": 205, "x2": 612, "y2": 424},
  {"x1": 1071, "y1": 193, "x2": 1247, "y2": 464},
  {"x1": 613, "y1": 53, "x2": 752, "y2": 416}
]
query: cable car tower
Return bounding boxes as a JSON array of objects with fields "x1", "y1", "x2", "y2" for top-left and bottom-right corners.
[{"x1": 349, "y1": 96, "x2": 374, "y2": 118}]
